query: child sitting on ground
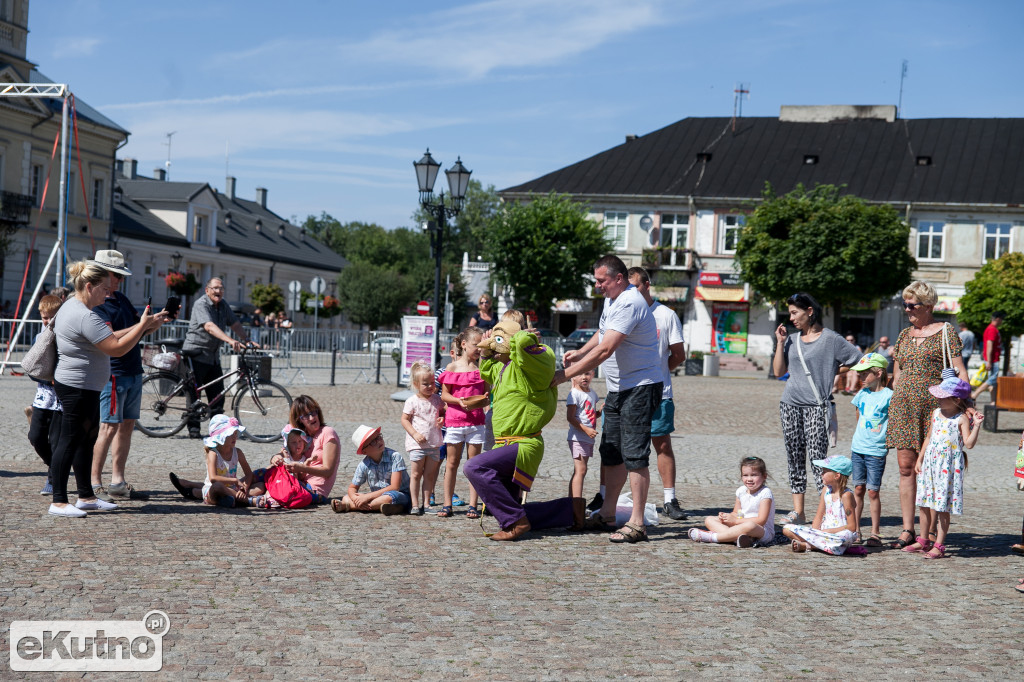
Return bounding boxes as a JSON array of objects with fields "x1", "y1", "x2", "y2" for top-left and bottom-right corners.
[
  {"x1": 245, "y1": 424, "x2": 320, "y2": 508},
  {"x1": 783, "y1": 455, "x2": 860, "y2": 555},
  {"x1": 403, "y1": 362, "x2": 445, "y2": 515},
  {"x1": 331, "y1": 425, "x2": 411, "y2": 515},
  {"x1": 168, "y1": 414, "x2": 254, "y2": 507},
  {"x1": 27, "y1": 294, "x2": 65, "y2": 495},
  {"x1": 566, "y1": 369, "x2": 601, "y2": 499},
  {"x1": 689, "y1": 456, "x2": 775, "y2": 547}
]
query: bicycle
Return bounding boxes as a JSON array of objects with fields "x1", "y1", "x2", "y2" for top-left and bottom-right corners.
[{"x1": 136, "y1": 341, "x2": 292, "y2": 443}]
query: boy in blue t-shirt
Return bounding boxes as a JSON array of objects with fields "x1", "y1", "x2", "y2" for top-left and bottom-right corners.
[
  {"x1": 331, "y1": 425, "x2": 411, "y2": 515},
  {"x1": 849, "y1": 353, "x2": 893, "y2": 547}
]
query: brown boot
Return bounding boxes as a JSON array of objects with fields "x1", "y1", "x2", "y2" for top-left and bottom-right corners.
[
  {"x1": 489, "y1": 516, "x2": 531, "y2": 541},
  {"x1": 569, "y1": 497, "x2": 586, "y2": 531}
]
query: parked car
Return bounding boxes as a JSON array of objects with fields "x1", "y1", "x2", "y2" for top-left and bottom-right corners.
[{"x1": 561, "y1": 328, "x2": 597, "y2": 352}]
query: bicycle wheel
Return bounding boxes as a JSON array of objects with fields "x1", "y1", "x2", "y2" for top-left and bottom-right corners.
[
  {"x1": 136, "y1": 371, "x2": 191, "y2": 437},
  {"x1": 233, "y1": 380, "x2": 293, "y2": 443}
]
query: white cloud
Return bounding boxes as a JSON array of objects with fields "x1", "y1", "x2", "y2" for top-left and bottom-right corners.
[{"x1": 52, "y1": 37, "x2": 101, "y2": 59}]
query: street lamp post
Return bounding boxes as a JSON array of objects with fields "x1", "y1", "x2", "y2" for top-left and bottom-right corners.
[{"x1": 413, "y1": 149, "x2": 471, "y2": 328}]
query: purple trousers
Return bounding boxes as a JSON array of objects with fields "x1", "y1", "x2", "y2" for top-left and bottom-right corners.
[{"x1": 464, "y1": 443, "x2": 574, "y2": 531}]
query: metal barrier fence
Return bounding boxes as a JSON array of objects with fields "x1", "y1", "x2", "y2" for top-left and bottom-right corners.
[{"x1": 2, "y1": 318, "x2": 564, "y2": 386}]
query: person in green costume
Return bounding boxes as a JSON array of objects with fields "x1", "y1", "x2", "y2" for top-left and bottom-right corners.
[{"x1": 463, "y1": 319, "x2": 585, "y2": 541}]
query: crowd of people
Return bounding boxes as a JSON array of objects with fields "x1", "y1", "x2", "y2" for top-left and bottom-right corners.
[{"x1": 22, "y1": 256, "x2": 1021, "y2": 585}]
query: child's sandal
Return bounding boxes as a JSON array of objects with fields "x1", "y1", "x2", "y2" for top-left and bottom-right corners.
[
  {"x1": 902, "y1": 536, "x2": 932, "y2": 553},
  {"x1": 922, "y1": 543, "x2": 946, "y2": 559},
  {"x1": 437, "y1": 505, "x2": 453, "y2": 518},
  {"x1": 791, "y1": 539, "x2": 807, "y2": 553},
  {"x1": 465, "y1": 505, "x2": 480, "y2": 519}
]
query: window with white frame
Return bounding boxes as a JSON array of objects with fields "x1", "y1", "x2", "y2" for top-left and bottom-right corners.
[
  {"x1": 984, "y1": 222, "x2": 1012, "y2": 261},
  {"x1": 92, "y1": 178, "x2": 103, "y2": 218},
  {"x1": 31, "y1": 164, "x2": 43, "y2": 203},
  {"x1": 660, "y1": 213, "x2": 689, "y2": 266},
  {"x1": 192, "y1": 214, "x2": 205, "y2": 244},
  {"x1": 603, "y1": 211, "x2": 628, "y2": 250},
  {"x1": 916, "y1": 221, "x2": 944, "y2": 260},
  {"x1": 143, "y1": 263, "x2": 153, "y2": 300},
  {"x1": 718, "y1": 214, "x2": 744, "y2": 254}
]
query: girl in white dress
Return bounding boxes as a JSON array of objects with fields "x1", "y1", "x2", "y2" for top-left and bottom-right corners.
[
  {"x1": 689, "y1": 456, "x2": 775, "y2": 548},
  {"x1": 909, "y1": 377, "x2": 982, "y2": 559}
]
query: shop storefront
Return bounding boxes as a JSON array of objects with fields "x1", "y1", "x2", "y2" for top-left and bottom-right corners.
[{"x1": 694, "y1": 272, "x2": 748, "y2": 354}]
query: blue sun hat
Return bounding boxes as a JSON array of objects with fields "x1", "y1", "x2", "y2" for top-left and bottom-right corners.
[
  {"x1": 281, "y1": 423, "x2": 312, "y2": 446},
  {"x1": 204, "y1": 414, "x2": 246, "y2": 448},
  {"x1": 811, "y1": 454, "x2": 853, "y2": 476},
  {"x1": 929, "y1": 377, "x2": 971, "y2": 400}
]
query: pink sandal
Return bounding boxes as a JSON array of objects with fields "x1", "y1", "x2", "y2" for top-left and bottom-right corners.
[
  {"x1": 922, "y1": 543, "x2": 946, "y2": 559},
  {"x1": 902, "y1": 536, "x2": 933, "y2": 554}
]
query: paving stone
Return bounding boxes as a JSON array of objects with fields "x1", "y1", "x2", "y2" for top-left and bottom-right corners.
[{"x1": 1, "y1": 375, "x2": 1021, "y2": 678}]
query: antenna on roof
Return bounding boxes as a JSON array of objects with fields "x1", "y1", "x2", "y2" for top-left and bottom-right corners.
[
  {"x1": 164, "y1": 131, "x2": 176, "y2": 180},
  {"x1": 732, "y1": 83, "x2": 749, "y2": 132},
  {"x1": 897, "y1": 59, "x2": 909, "y2": 119}
]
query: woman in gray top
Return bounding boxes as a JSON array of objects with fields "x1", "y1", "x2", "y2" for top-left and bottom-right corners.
[
  {"x1": 771, "y1": 292, "x2": 861, "y2": 525},
  {"x1": 48, "y1": 260, "x2": 162, "y2": 518}
]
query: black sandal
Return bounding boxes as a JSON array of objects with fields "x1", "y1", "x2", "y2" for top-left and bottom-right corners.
[
  {"x1": 169, "y1": 472, "x2": 197, "y2": 500},
  {"x1": 891, "y1": 529, "x2": 914, "y2": 549}
]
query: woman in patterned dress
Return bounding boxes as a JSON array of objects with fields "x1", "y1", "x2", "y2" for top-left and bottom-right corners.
[{"x1": 886, "y1": 281, "x2": 969, "y2": 548}]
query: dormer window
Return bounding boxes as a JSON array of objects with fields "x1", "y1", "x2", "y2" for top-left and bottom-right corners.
[
  {"x1": 803, "y1": 155, "x2": 819, "y2": 165},
  {"x1": 916, "y1": 156, "x2": 932, "y2": 166},
  {"x1": 192, "y1": 214, "x2": 206, "y2": 244}
]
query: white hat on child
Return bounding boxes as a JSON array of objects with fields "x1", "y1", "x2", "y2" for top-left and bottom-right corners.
[
  {"x1": 204, "y1": 414, "x2": 246, "y2": 448},
  {"x1": 351, "y1": 424, "x2": 382, "y2": 455}
]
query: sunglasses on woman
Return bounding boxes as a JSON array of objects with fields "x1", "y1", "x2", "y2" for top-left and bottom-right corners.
[{"x1": 902, "y1": 301, "x2": 924, "y2": 310}]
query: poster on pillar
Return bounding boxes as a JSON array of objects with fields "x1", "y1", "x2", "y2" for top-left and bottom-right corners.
[
  {"x1": 711, "y1": 302, "x2": 749, "y2": 354},
  {"x1": 400, "y1": 315, "x2": 437, "y2": 386}
]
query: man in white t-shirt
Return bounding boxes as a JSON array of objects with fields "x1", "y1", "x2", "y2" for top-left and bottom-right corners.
[
  {"x1": 553, "y1": 255, "x2": 662, "y2": 544},
  {"x1": 628, "y1": 267, "x2": 687, "y2": 520}
]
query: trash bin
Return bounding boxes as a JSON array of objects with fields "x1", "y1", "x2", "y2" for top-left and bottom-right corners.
[{"x1": 702, "y1": 354, "x2": 719, "y2": 377}]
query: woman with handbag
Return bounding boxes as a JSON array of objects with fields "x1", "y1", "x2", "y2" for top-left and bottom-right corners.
[
  {"x1": 772, "y1": 293, "x2": 861, "y2": 525},
  {"x1": 886, "y1": 281, "x2": 969, "y2": 548},
  {"x1": 47, "y1": 260, "x2": 163, "y2": 517}
]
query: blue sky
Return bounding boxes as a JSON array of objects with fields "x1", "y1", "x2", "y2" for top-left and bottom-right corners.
[{"x1": 28, "y1": 0, "x2": 1024, "y2": 233}]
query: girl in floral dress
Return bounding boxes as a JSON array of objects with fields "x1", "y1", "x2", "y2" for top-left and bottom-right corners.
[
  {"x1": 910, "y1": 378, "x2": 983, "y2": 559},
  {"x1": 783, "y1": 455, "x2": 860, "y2": 555}
]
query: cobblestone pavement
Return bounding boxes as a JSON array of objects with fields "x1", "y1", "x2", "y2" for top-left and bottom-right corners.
[{"x1": 2, "y1": 374, "x2": 1022, "y2": 679}]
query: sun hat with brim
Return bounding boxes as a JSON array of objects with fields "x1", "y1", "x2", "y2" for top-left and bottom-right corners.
[
  {"x1": 928, "y1": 377, "x2": 971, "y2": 400},
  {"x1": 811, "y1": 454, "x2": 853, "y2": 476},
  {"x1": 351, "y1": 424, "x2": 382, "y2": 454},
  {"x1": 851, "y1": 352, "x2": 888, "y2": 371},
  {"x1": 204, "y1": 414, "x2": 246, "y2": 448},
  {"x1": 281, "y1": 424, "x2": 311, "y2": 445},
  {"x1": 88, "y1": 249, "x2": 132, "y2": 276}
]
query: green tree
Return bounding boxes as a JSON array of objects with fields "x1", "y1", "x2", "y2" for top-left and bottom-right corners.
[
  {"x1": 486, "y1": 193, "x2": 611, "y2": 325},
  {"x1": 412, "y1": 180, "x2": 500, "y2": 263},
  {"x1": 734, "y1": 183, "x2": 916, "y2": 320},
  {"x1": 336, "y1": 262, "x2": 417, "y2": 329},
  {"x1": 249, "y1": 282, "x2": 285, "y2": 314},
  {"x1": 958, "y1": 252, "x2": 1024, "y2": 354}
]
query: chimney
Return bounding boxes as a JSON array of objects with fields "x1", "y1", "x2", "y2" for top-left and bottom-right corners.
[
  {"x1": 154, "y1": 168, "x2": 166, "y2": 181},
  {"x1": 625, "y1": 134, "x2": 638, "y2": 142},
  {"x1": 226, "y1": 176, "x2": 236, "y2": 201},
  {"x1": 256, "y1": 187, "x2": 268, "y2": 209},
  {"x1": 122, "y1": 158, "x2": 137, "y2": 179}
]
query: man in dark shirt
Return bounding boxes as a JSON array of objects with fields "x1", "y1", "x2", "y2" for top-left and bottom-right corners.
[
  {"x1": 182, "y1": 278, "x2": 253, "y2": 438},
  {"x1": 90, "y1": 250, "x2": 168, "y2": 500}
]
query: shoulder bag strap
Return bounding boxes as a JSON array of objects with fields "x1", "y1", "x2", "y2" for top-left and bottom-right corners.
[{"x1": 794, "y1": 333, "x2": 825, "y2": 406}]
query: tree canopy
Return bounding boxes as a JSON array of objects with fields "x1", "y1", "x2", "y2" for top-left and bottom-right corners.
[
  {"x1": 336, "y1": 262, "x2": 418, "y2": 329},
  {"x1": 734, "y1": 184, "x2": 916, "y2": 313},
  {"x1": 486, "y1": 193, "x2": 610, "y2": 324},
  {"x1": 248, "y1": 282, "x2": 285, "y2": 314},
  {"x1": 958, "y1": 251, "x2": 1024, "y2": 338}
]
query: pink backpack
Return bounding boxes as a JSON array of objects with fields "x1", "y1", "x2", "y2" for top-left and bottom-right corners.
[{"x1": 264, "y1": 464, "x2": 313, "y2": 509}]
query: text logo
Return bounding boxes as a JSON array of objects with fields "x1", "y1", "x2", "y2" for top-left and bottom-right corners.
[{"x1": 10, "y1": 610, "x2": 169, "y2": 672}]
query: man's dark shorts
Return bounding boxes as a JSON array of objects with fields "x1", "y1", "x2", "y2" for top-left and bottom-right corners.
[{"x1": 599, "y1": 382, "x2": 662, "y2": 472}]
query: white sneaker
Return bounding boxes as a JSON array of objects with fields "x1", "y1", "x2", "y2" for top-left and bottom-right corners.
[
  {"x1": 49, "y1": 503, "x2": 87, "y2": 518},
  {"x1": 75, "y1": 498, "x2": 118, "y2": 511}
]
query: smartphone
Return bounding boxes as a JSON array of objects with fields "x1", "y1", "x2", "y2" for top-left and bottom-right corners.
[
  {"x1": 164, "y1": 296, "x2": 181, "y2": 318},
  {"x1": 146, "y1": 296, "x2": 152, "y2": 310}
]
